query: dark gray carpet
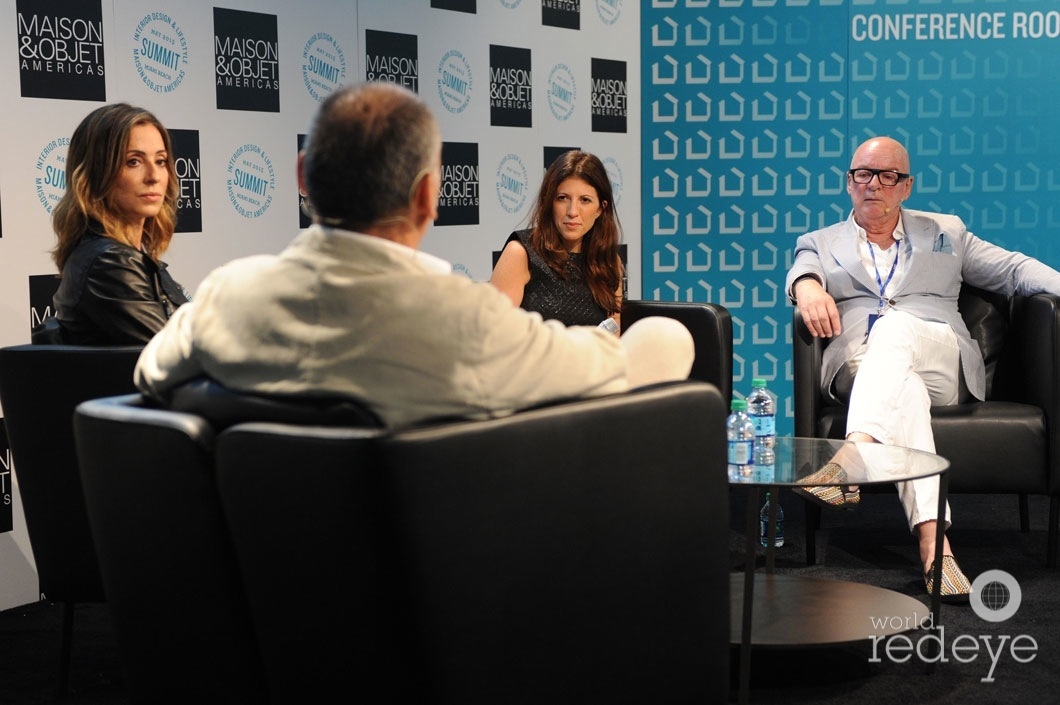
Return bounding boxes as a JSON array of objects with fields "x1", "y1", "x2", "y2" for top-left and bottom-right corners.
[
  {"x1": 0, "y1": 492, "x2": 1056, "y2": 704},
  {"x1": 729, "y1": 489, "x2": 1060, "y2": 704},
  {"x1": 0, "y1": 599, "x2": 122, "y2": 704}
]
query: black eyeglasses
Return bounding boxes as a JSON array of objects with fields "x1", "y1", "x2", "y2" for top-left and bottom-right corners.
[{"x1": 848, "y1": 168, "x2": 910, "y2": 187}]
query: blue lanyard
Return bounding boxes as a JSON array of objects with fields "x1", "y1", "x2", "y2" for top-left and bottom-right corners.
[{"x1": 868, "y1": 240, "x2": 899, "y2": 313}]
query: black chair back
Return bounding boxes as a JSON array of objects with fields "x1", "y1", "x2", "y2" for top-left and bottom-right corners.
[
  {"x1": 73, "y1": 394, "x2": 267, "y2": 704},
  {"x1": 0, "y1": 344, "x2": 141, "y2": 602},
  {"x1": 215, "y1": 382, "x2": 731, "y2": 704},
  {"x1": 216, "y1": 423, "x2": 390, "y2": 704}
]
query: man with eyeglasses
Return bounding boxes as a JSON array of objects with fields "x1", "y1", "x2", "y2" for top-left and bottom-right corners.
[{"x1": 785, "y1": 135, "x2": 1060, "y2": 600}]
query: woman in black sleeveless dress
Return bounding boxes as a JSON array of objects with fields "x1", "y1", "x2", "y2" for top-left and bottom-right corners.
[{"x1": 490, "y1": 150, "x2": 623, "y2": 330}]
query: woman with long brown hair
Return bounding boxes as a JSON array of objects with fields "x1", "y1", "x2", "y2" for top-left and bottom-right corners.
[
  {"x1": 47, "y1": 102, "x2": 188, "y2": 345},
  {"x1": 491, "y1": 150, "x2": 623, "y2": 330}
]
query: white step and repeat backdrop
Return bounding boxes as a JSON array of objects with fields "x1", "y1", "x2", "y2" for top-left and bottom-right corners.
[{"x1": 0, "y1": 0, "x2": 639, "y2": 609}]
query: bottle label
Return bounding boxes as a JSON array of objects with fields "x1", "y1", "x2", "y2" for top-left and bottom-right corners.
[
  {"x1": 728, "y1": 439, "x2": 753, "y2": 465},
  {"x1": 759, "y1": 519, "x2": 785, "y2": 545},
  {"x1": 753, "y1": 463, "x2": 775, "y2": 483},
  {"x1": 751, "y1": 415, "x2": 775, "y2": 437}
]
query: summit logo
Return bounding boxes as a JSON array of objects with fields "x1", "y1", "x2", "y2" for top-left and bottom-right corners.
[
  {"x1": 437, "y1": 49, "x2": 473, "y2": 114},
  {"x1": 495, "y1": 153, "x2": 529, "y2": 214},
  {"x1": 547, "y1": 63, "x2": 576, "y2": 121},
  {"x1": 33, "y1": 135, "x2": 69, "y2": 214},
  {"x1": 301, "y1": 32, "x2": 347, "y2": 102},
  {"x1": 225, "y1": 143, "x2": 276, "y2": 219},
  {"x1": 132, "y1": 11, "x2": 188, "y2": 94},
  {"x1": 596, "y1": 0, "x2": 622, "y2": 26}
]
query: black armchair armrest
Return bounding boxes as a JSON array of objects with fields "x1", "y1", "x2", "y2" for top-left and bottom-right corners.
[
  {"x1": 163, "y1": 376, "x2": 384, "y2": 431},
  {"x1": 622, "y1": 299, "x2": 733, "y2": 403},
  {"x1": 792, "y1": 307, "x2": 826, "y2": 438},
  {"x1": 1012, "y1": 293, "x2": 1060, "y2": 495}
]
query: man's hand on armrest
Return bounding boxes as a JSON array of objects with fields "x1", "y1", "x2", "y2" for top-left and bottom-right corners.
[{"x1": 793, "y1": 276, "x2": 842, "y2": 338}]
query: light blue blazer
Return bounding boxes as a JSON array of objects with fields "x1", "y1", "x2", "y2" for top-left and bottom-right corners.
[{"x1": 785, "y1": 208, "x2": 1060, "y2": 402}]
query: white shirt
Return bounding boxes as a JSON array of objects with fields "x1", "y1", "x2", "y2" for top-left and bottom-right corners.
[
  {"x1": 135, "y1": 225, "x2": 630, "y2": 429},
  {"x1": 854, "y1": 214, "x2": 907, "y2": 305}
]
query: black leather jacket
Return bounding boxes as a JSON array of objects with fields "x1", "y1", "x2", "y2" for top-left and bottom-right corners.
[{"x1": 52, "y1": 232, "x2": 189, "y2": 345}]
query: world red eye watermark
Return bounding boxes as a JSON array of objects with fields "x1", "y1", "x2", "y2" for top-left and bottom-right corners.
[{"x1": 868, "y1": 570, "x2": 1038, "y2": 682}]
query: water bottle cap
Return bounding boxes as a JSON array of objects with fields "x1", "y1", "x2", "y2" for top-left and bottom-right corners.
[
  {"x1": 731, "y1": 399, "x2": 747, "y2": 411},
  {"x1": 752, "y1": 378, "x2": 767, "y2": 388}
]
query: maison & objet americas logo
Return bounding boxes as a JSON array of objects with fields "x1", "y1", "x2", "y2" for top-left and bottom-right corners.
[
  {"x1": 438, "y1": 142, "x2": 480, "y2": 227},
  {"x1": 869, "y1": 569, "x2": 1037, "y2": 683},
  {"x1": 214, "y1": 7, "x2": 279, "y2": 112},
  {"x1": 1, "y1": 428, "x2": 13, "y2": 533},
  {"x1": 591, "y1": 57, "x2": 626, "y2": 133},
  {"x1": 17, "y1": 0, "x2": 105, "y2": 101},
  {"x1": 544, "y1": 0, "x2": 579, "y2": 30},
  {"x1": 365, "y1": 30, "x2": 417, "y2": 93},
  {"x1": 490, "y1": 44, "x2": 532, "y2": 128},
  {"x1": 169, "y1": 129, "x2": 203, "y2": 233}
]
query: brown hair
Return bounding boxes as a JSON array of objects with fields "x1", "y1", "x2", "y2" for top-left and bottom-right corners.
[
  {"x1": 527, "y1": 150, "x2": 622, "y2": 313},
  {"x1": 51, "y1": 103, "x2": 178, "y2": 272}
]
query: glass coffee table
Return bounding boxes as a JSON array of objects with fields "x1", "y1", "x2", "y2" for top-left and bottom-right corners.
[{"x1": 729, "y1": 437, "x2": 951, "y2": 705}]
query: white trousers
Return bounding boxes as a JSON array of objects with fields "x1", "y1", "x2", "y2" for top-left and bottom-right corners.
[{"x1": 845, "y1": 310, "x2": 961, "y2": 532}]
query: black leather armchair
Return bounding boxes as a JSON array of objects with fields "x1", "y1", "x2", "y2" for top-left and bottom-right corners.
[
  {"x1": 0, "y1": 343, "x2": 141, "y2": 696},
  {"x1": 793, "y1": 285, "x2": 1060, "y2": 568},
  {"x1": 72, "y1": 394, "x2": 267, "y2": 704},
  {"x1": 217, "y1": 381, "x2": 731, "y2": 705},
  {"x1": 74, "y1": 381, "x2": 731, "y2": 704}
]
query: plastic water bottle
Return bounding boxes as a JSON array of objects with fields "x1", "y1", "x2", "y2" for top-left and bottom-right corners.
[
  {"x1": 727, "y1": 399, "x2": 755, "y2": 481},
  {"x1": 747, "y1": 377, "x2": 776, "y2": 452},
  {"x1": 759, "y1": 491, "x2": 785, "y2": 548},
  {"x1": 598, "y1": 318, "x2": 620, "y2": 335},
  {"x1": 753, "y1": 445, "x2": 776, "y2": 484}
]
